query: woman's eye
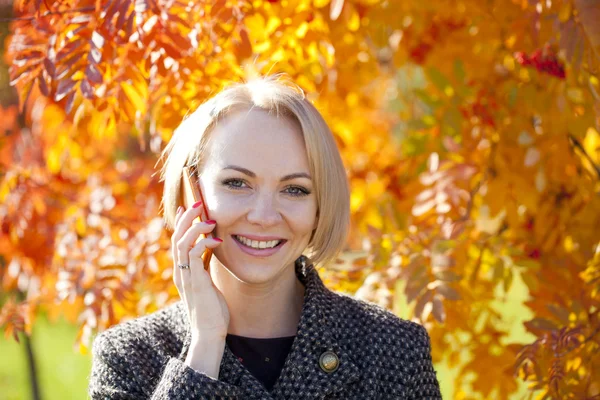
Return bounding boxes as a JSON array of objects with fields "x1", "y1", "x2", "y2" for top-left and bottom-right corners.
[
  {"x1": 285, "y1": 186, "x2": 310, "y2": 197},
  {"x1": 223, "y1": 179, "x2": 247, "y2": 189}
]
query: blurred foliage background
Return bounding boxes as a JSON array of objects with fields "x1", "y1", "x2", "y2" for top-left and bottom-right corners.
[{"x1": 1, "y1": 0, "x2": 600, "y2": 399}]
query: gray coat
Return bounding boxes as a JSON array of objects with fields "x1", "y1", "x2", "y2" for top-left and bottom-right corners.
[{"x1": 89, "y1": 256, "x2": 442, "y2": 399}]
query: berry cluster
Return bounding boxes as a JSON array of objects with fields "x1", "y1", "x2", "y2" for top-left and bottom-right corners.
[{"x1": 514, "y1": 48, "x2": 566, "y2": 79}]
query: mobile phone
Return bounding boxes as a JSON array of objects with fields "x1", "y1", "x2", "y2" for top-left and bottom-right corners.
[{"x1": 182, "y1": 165, "x2": 213, "y2": 270}]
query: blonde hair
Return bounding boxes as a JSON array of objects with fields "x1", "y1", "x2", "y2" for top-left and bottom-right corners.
[{"x1": 158, "y1": 76, "x2": 350, "y2": 267}]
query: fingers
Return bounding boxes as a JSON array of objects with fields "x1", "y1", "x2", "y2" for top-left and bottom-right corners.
[
  {"x1": 176, "y1": 220, "x2": 218, "y2": 269},
  {"x1": 174, "y1": 201, "x2": 206, "y2": 241},
  {"x1": 172, "y1": 202, "x2": 204, "y2": 299},
  {"x1": 172, "y1": 202, "x2": 222, "y2": 310},
  {"x1": 188, "y1": 237, "x2": 223, "y2": 294}
]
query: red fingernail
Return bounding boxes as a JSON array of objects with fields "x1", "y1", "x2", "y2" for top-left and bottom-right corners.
[
  {"x1": 177, "y1": 206, "x2": 184, "y2": 214},
  {"x1": 192, "y1": 201, "x2": 203, "y2": 209},
  {"x1": 213, "y1": 237, "x2": 223, "y2": 242},
  {"x1": 205, "y1": 220, "x2": 216, "y2": 224}
]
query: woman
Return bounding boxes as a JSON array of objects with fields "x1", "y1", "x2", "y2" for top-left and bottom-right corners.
[{"x1": 88, "y1": 76, "x2": 442, "y2": 399}]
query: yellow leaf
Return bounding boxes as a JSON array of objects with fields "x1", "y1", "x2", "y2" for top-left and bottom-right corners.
[
  {"x1": 347, "y1": 7, "x2": 360, "y2": 31},
  {"x1": 254, "y1": 41, "x2": 271, "y2": 52},
  {"x1": 76, "y1": 215, "x2": 86, "y2": 236},
  {"x1": 47, "y1": 145, "x2": 62, "y2": 174},
  {"x1": 266, "y1": 16, "x2": 281, "y2": 34},
  {"x1": 204, "y1": 61, "x2": 220, "y2": 75},
  {"x1": 271, "y1": 48, "x2": 286, "y2": 62},
  {"x1": 296, "y1": 22, "x2": 309, "y2": 38},
  {"x1": 583, "y1": 127, "x2": 600, "y2": 164},
  {"x1": 350, "y1": 181, "x2": 365, "y2": 212},
  {"x1": 364, "y1": 207, "x2": 383, "y2": 229},
  {"x1": 121, "y1": 82, "x2": 146, "y2": 112},
  {"x1": 245, "y1": 13, "x2": 266, "y2": 41}
]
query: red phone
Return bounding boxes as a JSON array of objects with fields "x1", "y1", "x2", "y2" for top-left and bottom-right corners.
[{"x1": 182, "y1": 165, "x2": 213, "y2": 270}]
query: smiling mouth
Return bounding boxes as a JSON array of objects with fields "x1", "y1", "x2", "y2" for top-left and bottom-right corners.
[{"x1": 232, "y1": 235, "x2": 286, "y2": 250}]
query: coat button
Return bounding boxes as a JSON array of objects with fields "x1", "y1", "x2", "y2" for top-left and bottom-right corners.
[{"x1": 319, "y1": 351, "x2": 339, "y2": 373}]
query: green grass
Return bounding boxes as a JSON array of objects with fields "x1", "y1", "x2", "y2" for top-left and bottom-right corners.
[
  {"x1": 1, "y1": 272, "x2": 536, "y2": 399},
  {"x1": 0, "y1": 312, "x2": 91, "y2": 400}
]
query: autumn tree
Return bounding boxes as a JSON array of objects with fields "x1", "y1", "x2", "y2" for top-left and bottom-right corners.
[{"x1": 2, "y1": 0, "x2": 600, "y2": 398}]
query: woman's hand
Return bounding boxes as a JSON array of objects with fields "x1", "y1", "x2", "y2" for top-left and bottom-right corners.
[{"x1": 172, "y1": 202, "x2": 230, "y2": 377}]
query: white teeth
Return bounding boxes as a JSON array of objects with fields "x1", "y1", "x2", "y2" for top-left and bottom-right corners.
[{"x1": 235, "y1": 235, "x2": 281, "y2": 249}]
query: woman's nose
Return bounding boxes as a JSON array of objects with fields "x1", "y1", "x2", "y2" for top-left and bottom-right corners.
[{"x1": 246, "y1": 193, "x2": 282, "y2": 227}]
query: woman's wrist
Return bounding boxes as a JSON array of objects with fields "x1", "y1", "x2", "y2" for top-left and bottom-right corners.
[{"x1": 184, "y1": 336, "x2": 227, "y2": 379}]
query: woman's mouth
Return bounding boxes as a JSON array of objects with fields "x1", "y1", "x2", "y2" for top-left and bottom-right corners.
[{"x1": 232, "y1": 235, "x2": 287, "y2": 257}]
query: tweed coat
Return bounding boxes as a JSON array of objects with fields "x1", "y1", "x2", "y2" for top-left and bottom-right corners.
[{"x1": 88, "y1": 256, "x2": 442, "y2": 399}]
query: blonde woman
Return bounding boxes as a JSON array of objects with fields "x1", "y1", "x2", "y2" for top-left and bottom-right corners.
[{"x1": 88, "y1": 77, "x2": 442, "y2": 399}]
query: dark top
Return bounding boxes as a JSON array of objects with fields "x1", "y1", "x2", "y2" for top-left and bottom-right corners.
[{"x1": 226, "y1": 334, "x2": 296, "y2": 391}]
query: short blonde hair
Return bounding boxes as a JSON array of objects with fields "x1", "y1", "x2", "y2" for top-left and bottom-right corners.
[{"x1": 158, "y1": 76, "x2": 349, "y2": 267}]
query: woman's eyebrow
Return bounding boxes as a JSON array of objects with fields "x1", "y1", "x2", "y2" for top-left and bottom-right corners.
[{"x1": 223, "y1": 165, "x2": 312, "y2": 181}]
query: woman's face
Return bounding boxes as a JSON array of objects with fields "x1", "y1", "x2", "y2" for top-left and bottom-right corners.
[{"x1": 198, "y1": 108, "x2": 318, "y2": 284}]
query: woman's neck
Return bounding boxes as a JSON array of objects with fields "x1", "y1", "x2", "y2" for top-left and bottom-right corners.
[{"x1": 209, "y1": 261, "x2": 305, "y2": 338}]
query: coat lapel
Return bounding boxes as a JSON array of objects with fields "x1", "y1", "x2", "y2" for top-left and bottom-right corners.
[
  {"x1": 270, "y1": 256, "x2": 360, "y2": 399},
  {"x1": 175, "y1": 256, "x2": 360, "y2": 399}
]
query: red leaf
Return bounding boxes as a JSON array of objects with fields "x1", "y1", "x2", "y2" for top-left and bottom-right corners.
[
  {"x1": 55, "y1": 78, "x2": 76, "y2": 101},
  {"x1": 88, "y1": 48, "x2": 102, "y2": 64},
  {"x1": 210, "y1": 0, "x2": 227, "y2": 17},
  {"x1": 436, "y1": 284, "x2": 461, "y2": 300},
  {"x1": 19, "y1": 79, "x2": 34, "y2": 112},
  {"x1": 104, "y1": 0, "x2": 119, "y2": 23},
  {"x1": 14, "y1": 50, "x2": 44, "y2": 62},
  {"x1": 43, "y1": 58, "x2": 56, "y2": 78},
  {"x1": 10, "y1": 65, "x2": 40, "y2": 87},
  {"x1": 65, "y1": 90, "x2": 77, "y2": 114},
  {"x1": 85, "y1": 64, "x2": 103, "y2": 84},
  {"x1": 431, "y1": 294, "x2": 446, "y2": 323},
  {"x1": 162, "y1": 29, "x2": 190, "y2": 51},
  {"x1": 406, "y1": 280, "x2": 428, "y2": 303},
  {"x1": 102, "y1": 0, "x2": 113, "y2": 11},
  {"x1": 56, "y1": 52, "x2": 85, "y2": 80},
  {"x1": 38, "y1": 76, "x2": 49, "y2": 96},
  {"x1": 125, "y1": 12, "x2": 136, "y2": 37},
  {"x1": 81, "y1": 79, "x2": 94, "y2": 99},
  {"x1": 235, "y1": 27, "x2": 253, "y2": 60},
  {"x1": 116, "y1": 0, "x2": 131, "y2": 30},
  {"x1": 161, "y1": 41, "x2": 182, "y2": 59},
  {"x1": 69, "y1": 14, "x2": 93, "y2": 24},
  {"x1": 167, "y1": 12, "x2": 190, "y2": 28},
  {"x1": 65, "y1": 91, "x2": 76, "y2": 114},
  {"x1": 56, "y1": 39, "x2": 84, "y2": 61},
  {"x1": 413, "y1": 290, "x2": 433, "y2": 320}
]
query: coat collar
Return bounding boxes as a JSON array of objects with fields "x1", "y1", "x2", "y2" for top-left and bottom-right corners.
[{"x1": 174, "y1": 255, "x2": 360, "y2": 398}]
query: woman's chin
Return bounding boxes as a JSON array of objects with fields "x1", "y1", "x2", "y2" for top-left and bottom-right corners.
[
  {"x1": 212, "y1": 249, "x2": 296, "y2": 285},
  {"x1": 219, "y1": 261, "x2": 284, "y2": 284}
]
